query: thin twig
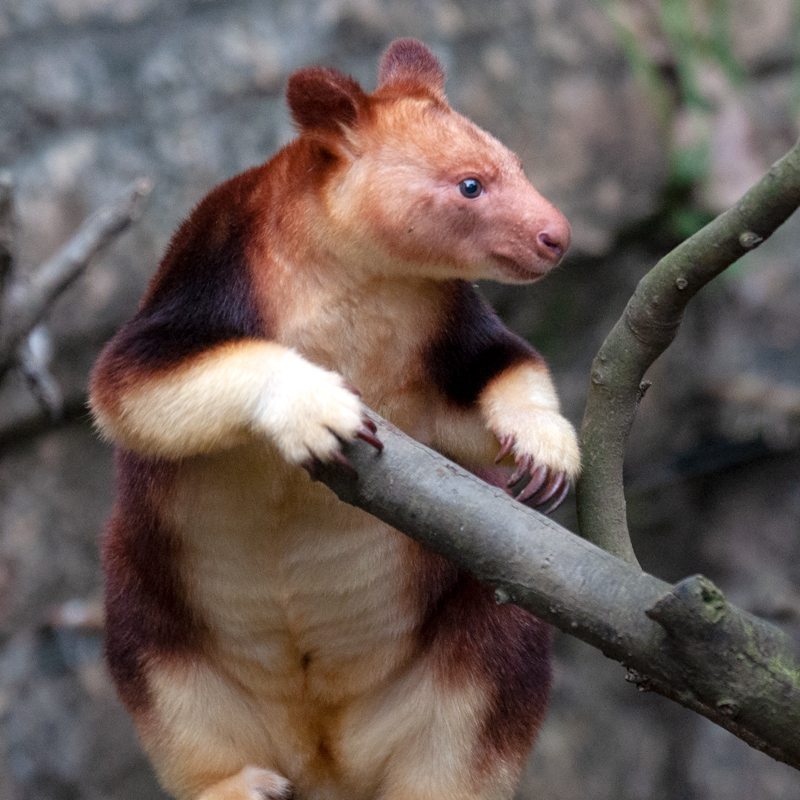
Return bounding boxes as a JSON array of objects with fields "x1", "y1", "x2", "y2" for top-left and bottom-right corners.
[
  {"x1": 576, "y1": 136, "x2": 800, "y2": 565},
  {"x1": 0, "y1": 178, "x2": 152, "y2": 383},
  {"x1": 0, "y1": 395, "x2": 88, "y2": 446},
  {"x1": 18, "y1": 325, "x2": 63, "y2": 419}
]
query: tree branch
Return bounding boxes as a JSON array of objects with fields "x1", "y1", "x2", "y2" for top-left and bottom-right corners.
[
  {"x1": 0, "y1": 171, "x2": 16, "y2": 296},
  {"x1": 576, "y1": 137, "x2": 800, "y2": 565},
  {"x1": 314, "y1": 412, "x2": 800, "y2": 769},
  {"x1": 18, "y1": 325, "x2": 64, "y2": 419},
  {"x1": 0, "y1": 178, "x2": 152, "y2": 384}
]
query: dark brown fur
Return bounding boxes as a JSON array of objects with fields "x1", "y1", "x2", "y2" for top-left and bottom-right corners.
[
  {"x1": 103, "y1": 453, "x2": 207, "y2": 714},
  {"x1": 425, "y1": 280, "x2": 543, "y2": 406}
]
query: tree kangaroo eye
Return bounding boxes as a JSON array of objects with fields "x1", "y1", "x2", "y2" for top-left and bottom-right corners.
[{"x1": 458, "y1": 177, "x2": 483, "y2": 198}]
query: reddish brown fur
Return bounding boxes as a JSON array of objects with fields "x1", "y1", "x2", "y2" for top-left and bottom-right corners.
[
  {"x1": 378, "y1": 38, "x2": 445, "y2": 95},
  {"x1": 415, "y1": 551, "x2": 552, "y2": 775},
  {"x1": 287, "y1": 68, "x2": 368, "y2": 133},
  {"x1": 90, "y1": 38, "x2": 579, "y2": 800},
  {"x1": 103, "y1": 453, "x2": 207, "y2": 714},
  {"x1": 425, "y1": 280, "x2": 543, "y2": 407}
]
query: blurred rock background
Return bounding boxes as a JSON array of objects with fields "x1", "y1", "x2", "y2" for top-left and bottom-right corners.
[{"x1": 0, "y1": 0, "x2": 799, "y2": 798}]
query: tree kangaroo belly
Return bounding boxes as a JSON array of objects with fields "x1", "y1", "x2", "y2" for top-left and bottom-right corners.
[{"x1": 171, "y1": 444, "x2": 423, "y2": 702}]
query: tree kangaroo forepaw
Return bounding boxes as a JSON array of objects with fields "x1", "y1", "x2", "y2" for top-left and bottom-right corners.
[
  {"x1": 495, "y1": 430, "x2": 575, "y2": 514},
  {"x1": 301, "y1": 415, "x2": 383, "y2": 481},
  {"x1": 506, "y1": 455, "x2": 571, "y2": 513}
]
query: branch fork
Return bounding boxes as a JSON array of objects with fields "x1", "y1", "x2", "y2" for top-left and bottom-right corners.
[
  {"x1": 0, "y1": 176, "x2": 151, "y2": 415},
  {"x1": 577, "y1": 135, "x2": 800, "y2": 564}
]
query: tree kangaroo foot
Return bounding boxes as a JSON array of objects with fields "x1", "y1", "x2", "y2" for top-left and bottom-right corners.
[{"x1": 197, "y1": 767, "x2": 293, "y2": 800}]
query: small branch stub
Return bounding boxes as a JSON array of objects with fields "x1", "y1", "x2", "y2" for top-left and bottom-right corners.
[
  {"x1": 646, "y1": 574, "x2": 728, "y2": 637},
  {"x1": 739, "y1": 231, "x2": 764, "y2": 249},
  {"x1": 645, "y1": 574, "x2": 800, "y2": 751}
]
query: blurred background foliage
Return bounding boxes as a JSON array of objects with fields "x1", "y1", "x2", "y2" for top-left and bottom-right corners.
[{"x1": 604, "y1": 0, "x2": 799, "y2": 239}]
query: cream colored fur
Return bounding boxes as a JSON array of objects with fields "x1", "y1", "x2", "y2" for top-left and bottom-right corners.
[
  {"x1": 197, "y1": 768, "x2": 292, "y2": 800},
  {"x1": 91, "y1": 341, "x2": 367, "y2": 464},
  {"x1": 480, "y1": 362, "x2": 581, "y2": 479}
]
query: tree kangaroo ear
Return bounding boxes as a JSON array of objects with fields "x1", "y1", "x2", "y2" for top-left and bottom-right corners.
[
  {"x1": 287, "y1": 67, "x2": 368, "y2": 134},
  {"x1": 378, "y1": 38, "x2": 445, "y2": 96}
]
